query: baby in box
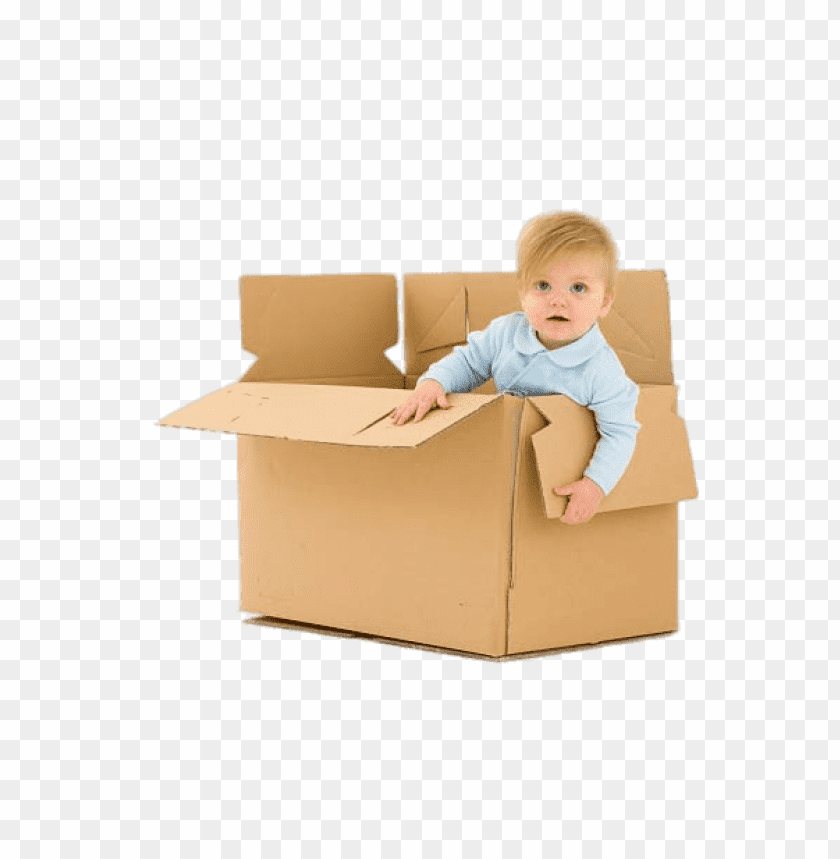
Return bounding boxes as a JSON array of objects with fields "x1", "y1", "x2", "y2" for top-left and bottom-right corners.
[{"x1": 391, "y1": 210, "x2": 641, "y2": 525}]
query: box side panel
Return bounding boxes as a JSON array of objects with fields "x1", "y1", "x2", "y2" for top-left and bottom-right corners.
[
  {"x1": 238, "y1": 398, "x2": 512, "y2": 656},
  {"x1": 506, "y1": 402, "x2": 678, "y2": 654}
]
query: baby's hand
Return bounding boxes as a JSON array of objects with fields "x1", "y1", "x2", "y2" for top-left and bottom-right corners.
[
  {"x1": 554, "y1": 477, "x2": 605, "y2": 525},
  {"x1": 391, "y1": 380, "x2": 451, "y2": 426}
]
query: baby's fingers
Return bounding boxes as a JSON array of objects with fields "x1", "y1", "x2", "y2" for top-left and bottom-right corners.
[
  {"x1": 413, "y1": 402, "x2": 431, "y2": 422},
  {"x1": 391, "y1": 402, "x2": 417, "y2": 426},
  {"x1": 562, "y1": 497, "x2": 595, "y2": 525},
  {"x1": 560, "y1": 494, "x2": 581, "y2": 524}
]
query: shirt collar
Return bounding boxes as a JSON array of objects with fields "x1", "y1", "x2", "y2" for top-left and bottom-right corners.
[{"x1": 514, "y1": 313, "x2": 605, "y2": 367}]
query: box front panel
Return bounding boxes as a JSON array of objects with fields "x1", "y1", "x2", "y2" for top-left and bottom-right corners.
[
  {"x1": 238, "y1": 398, "x2": 513, "y2": 655},
  {"x1": 507, "y1": 402, "x2": 679, "y2": 654}
]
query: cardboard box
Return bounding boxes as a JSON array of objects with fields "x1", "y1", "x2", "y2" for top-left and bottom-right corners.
[{"x1": 159, "y1": 271, "x2": 697, "y2": 658}]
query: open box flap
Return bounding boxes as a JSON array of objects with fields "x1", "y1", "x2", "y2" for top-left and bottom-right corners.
[
  {"x1": 405, "y1": 273, "x2": 520, "y2": 374},
  {"x1": 598, "y1": 270, "x2": 674, "y2": 386},
  {"x1": 158, "y1": 382, "x2": 501, "y2": 448},
  {"x1": 464, "y1": 272, "x2": 522, "y2": 333},
  {"x1": 404, "y1": 274, "x2": 467, "y2": 362},
  {"x1": 415, "y1": 282, "x2": 466, "y2": 354},
  {"x1": 529, "y1": 385, "x2": 698, "y2": 518},
  {"x1": 239, "y1": 274, "x2": 402, "y2": 382}
]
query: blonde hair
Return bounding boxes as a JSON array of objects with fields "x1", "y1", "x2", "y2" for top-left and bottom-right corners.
[{"x1": 516, "y1": 210, "x2": 618, "y2": 298}]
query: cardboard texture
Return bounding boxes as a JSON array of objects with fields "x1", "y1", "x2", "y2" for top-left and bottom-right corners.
[{"x1": 159, "y1": 270, "x2": 698, "y2": 658}]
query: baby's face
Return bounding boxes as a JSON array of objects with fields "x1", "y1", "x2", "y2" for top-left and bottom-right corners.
[{"x1": 519, "y1": 252, "x2": 614, "y2": 349}]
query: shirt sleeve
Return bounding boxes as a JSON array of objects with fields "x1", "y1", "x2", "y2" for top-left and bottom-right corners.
[
  {"x1": 416, "y1": 316, "x2": 505, "y2": 393},
  {"x1": 582, "y1": 359, "x2": 641, "y2": 496}
]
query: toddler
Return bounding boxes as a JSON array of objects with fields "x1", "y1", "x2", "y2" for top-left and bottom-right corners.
[{"x1": 390, "y1": 210, "x2": 641, "y2": 525}]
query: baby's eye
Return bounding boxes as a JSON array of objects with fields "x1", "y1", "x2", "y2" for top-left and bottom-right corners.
[
  {"x1": 570, "y1": 282, "x2": 587, "y2": 294},
  {"x1": 534, "y1": 280, "x2": 551, "y2": 292}
]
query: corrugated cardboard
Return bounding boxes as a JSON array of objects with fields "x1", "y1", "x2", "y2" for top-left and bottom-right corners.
[{"x1": 159, "y1": 270, "x2": 697, "y2": 657}]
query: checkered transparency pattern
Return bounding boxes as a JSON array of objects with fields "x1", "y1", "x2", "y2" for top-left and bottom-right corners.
[{"x1": 1, "y1": 1, "x2": 836, "y2": 856}]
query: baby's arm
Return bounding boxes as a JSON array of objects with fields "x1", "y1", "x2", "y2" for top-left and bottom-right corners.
[
  {"x1": 582, "y1": 371, "x2": 641, "y2": 497},
  {"x1": 554, "y1": 373, "x2": 640, "y2": 524},
  {"x1": 417, "y1": 316, "x2": 504, "y2": 394}
]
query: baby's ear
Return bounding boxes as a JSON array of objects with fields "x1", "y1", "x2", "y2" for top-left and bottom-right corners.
[{"x1": 599, "y1": 293, "x2": 614, "y2": 316}]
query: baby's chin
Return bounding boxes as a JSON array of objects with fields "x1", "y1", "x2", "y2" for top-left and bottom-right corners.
[{"x1": 536, "y1": 328, "x2": 583, "y2": 349}]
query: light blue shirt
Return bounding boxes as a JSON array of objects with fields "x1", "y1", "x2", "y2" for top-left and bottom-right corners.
[{"x1": 418, "y1": 311, "x2": 641, "y2": 496}]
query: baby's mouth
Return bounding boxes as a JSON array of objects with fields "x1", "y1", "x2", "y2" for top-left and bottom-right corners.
[{"x1": 546, "y1": 315, "x2": 568, "y2": 322}]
